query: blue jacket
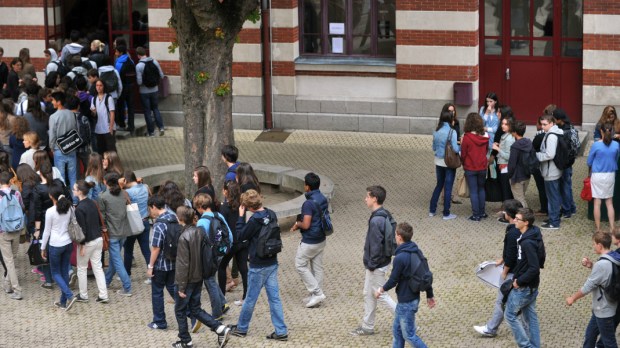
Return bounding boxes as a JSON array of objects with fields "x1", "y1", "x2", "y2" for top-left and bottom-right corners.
[
  {"x1": 479, "y1": 106, "x2": 499, "y2": 146},
  {"x1": 382, "y1": 241, "x2": 434, "y2": 303},
  {"x1": 587, "y1": 140, "x2": 620, "y2": 173},
  {"x1": 225, "y1": 162, "x2": 239, "y2": 182},
  {"x1": 299, "y1": 189, "x2": 328, "y2": 244},
  {"x1": 236, "y1": 209, "x2": 278, "y2": 268},
  {"x1": 432, "y1": 122, "x2": 460, "y2": 159}
]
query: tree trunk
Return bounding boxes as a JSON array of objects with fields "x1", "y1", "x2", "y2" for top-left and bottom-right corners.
[{"x1": 172, "y1": 0, "x2": 258, "y2": 197}]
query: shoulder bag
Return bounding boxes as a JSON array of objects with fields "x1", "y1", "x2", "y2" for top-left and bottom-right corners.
[
  {"x1": 68, "y1": 206, "x2": 85, "y2": 243},
  {"x1": 124, "y1": 191, "x2": 144, "y2": 235},
  {"x1": 94, "y1": 201, "x2": 109, "y2": 251},
  {"x1": 444, "y1": 129, "x2": 462, "y2": 169}
]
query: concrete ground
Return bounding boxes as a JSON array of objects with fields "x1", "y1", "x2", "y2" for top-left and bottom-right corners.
[{"x1": 0, "y1": 128, "x2": 606, "y2": 347}]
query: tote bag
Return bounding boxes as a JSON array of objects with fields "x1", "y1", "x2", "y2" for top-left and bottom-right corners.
[
  {"x1": 126, "y1": 202, "x2": 144, "y2": 235},
  {"x1": 457, "y1": 175, "x2": 470, "y2": 198},
  {"x1": 444, "y1": 129, "x2": 462, "y2": 169}
]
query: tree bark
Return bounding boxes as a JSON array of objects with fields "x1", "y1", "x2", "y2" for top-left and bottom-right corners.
[{"x1": 172, "y1": 0, "x2": 258, "y2": 197}]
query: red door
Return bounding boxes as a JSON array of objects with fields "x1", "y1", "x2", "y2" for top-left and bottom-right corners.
[{"x1": 480, "y1": 0, "x2": 583, "y2": 124}]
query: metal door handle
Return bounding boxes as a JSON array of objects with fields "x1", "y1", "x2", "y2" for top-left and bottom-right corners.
[{"x1": 506, "y1": 68, "x2": 510, "y2": 80}]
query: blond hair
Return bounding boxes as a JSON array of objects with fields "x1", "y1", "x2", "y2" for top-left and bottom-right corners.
[{"x1": 240, "y1": 189, "x2": 262, "y2": 210}]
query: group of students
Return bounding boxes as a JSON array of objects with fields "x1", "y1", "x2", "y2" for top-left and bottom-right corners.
[{"x1": 430, "y1": 93, "x2": 590, "y2": 232}]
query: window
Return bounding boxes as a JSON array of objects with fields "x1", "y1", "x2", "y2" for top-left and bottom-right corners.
[{"x1": 299, "y1": 0, "x2": 395, "y2": 57}]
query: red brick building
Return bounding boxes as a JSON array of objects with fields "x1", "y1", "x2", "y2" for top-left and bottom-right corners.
[{"x1": 0, "y1": 0, "x2": 617, "y2": 133}]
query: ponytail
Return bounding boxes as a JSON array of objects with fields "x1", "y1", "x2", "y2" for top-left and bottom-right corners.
[
  {"x1": 49, "y1": 183, "x2": 71, "y2": 214},
  {"x1": 603, "y1": 122, "x2": 614, "y2": 146}
]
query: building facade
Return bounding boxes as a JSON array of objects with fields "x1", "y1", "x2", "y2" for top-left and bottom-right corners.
[{"x1": 0, "y1": 0, "x2": 618, "y2": 133}]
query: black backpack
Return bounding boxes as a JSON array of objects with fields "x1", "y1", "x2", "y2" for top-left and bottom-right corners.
[
  {"x1": 142, "y1": 60, "x2": 161, "y2": 88},
  {"x1": 373, "y1": 209, "x2": 397, "y2": 257},
  {"x1": 120, "y1": 59, "x2": 136, "y2": 84},
  {"x1": 537, "y1": 238, "x2": 546, "y2": 269},
  {"x1": 159, "y1": 217, "x2": 182, "y2": 261},
  {"x1": 601, "y1": 257, "x2": 620, "y2": 302},
  {"x1": 405, "y1": 250, "x2": 433, "y2": 293},
  {"x1": 74, "y1": 111, "x2": 91, "y2": 146},
  {"x1": 99, "y1": 70, "x2": 119, "y2": 94},
  {"x1": 545, "y1": 133, "x2": 572, "y2": 170},
  {"x1": 522, "y1": 148, "x2": 539, "y2": 177},
  {"x1": 200, "y1": 214, "x2": 232, "y2": 257},
  {"x1": 51, "y1": 61, "x2": 70, "y2": 77},
  {"x1": 200, "y1": 229, "x2": 219, "y2": 279},
  {"x1": 255, "y1": 209, "x2": 282, "y2": 259}
]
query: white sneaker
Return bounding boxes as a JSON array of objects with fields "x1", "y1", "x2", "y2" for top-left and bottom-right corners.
[
  {"x1": 473, "y1": 325, "x2": 496, "y2": 337},
  {"x1": 442, "y1": 214, "x2": 457, "y2": 220},
  {"x1": 305, "y1": 294, "x2": 326, "y2": 308},
  {"x1": 234, "y1": 299, "x2": 244, "y2": 306},
  {"x1": 144, "y1": 278, "x2": 152, "y2": 285}
]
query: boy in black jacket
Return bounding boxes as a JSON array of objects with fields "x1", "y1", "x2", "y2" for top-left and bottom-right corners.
[
  {"x1": 505, "y1": 208, "x2": 543, "y2": 348},
  {"x1": 474, "y1": 199, "x2": 523, "y2": 337},
  {"x1": 375, "y1": 222, "x2": 435, "y2": 348}
]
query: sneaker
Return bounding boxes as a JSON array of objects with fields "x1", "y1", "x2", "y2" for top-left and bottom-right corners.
[
  {"x1": 350, "y1": 326, "x2": 374, "y2": 336},
  {"x1": 116, "y1": 289, "x2": 132, "y2": 297},
  {"x1": 4, "y1": 287, "x2": 13, "y2": 294},
  {"x1": 75, "y1": 294, "x2": 89, "y2": 303},
  {"x1": 442, "y1": 214, "x2": 457, "y2": 220},
  {"x1": 473, "y1": 325, "x2": 497, "y2": 337},
  {"x1": 144, "y1": 278, "x2": 152, "y2": 285},
  {"x1": 498, "y1": 217, "x2": 509, "y2": 224},
  {"x1": 563, "y1": 213, "x2": 573, "y2": 219},
  {"x1": 10, "y1": 292, "x2": 22, "y2": 300},
  {"x1": 171, "y1": 341, "x2": 193, "y2": 348},
  {"x1": 535, "y1": 210, "x2": 548, "y2": 216},
  {"x1": 480, "y1": 213, "x2": 489, "y2": 219},
  {"x1": 159, "y1": 128, "x2": 165, "y2": 136},
  {"x1": 54, "y1": 301, "x2": 66, "y2": 309},
  {"x1": 65, "y1": 296, "x2": 77, "y2": 311},
  {"x1": 40, "y1": 283, "x2": 53, "y2": 289},
  {"x1": 543, "y1": 219, "x2": 550, "y2": 224},
  {"x1": 266, "y1": 332, "x2": 288, "y2": 341},
  {"x1": 214, "y1": 314, "x2": 224, "y2": 321},
  {"x1": 148, "y1": 322, "x2": 167, "y2": 330},
  {"x1": 468, "y1": 215, "x2": 481, "y2": 222},
  {"x1": 229, "y1": 325, "x2": 247, "y2": 337},
  {"x1": 96, "y1": 296, "x2": 109, "y2": 303},
  {"x1": 216, "y1": 325, "x2": 231, "y2": 347},
  {"x1": 451, "y1": 198, "x2": 462, "y2": 204},
  {"x1": 541, "y1": 223, "x2": 559, "y2": 230},
  {"x1": 32, "y1": 268, "x2": 44, "y2": 275},
  {"x1": 306, "y1": 294, "x2": 326, "y2": 308},
  {"x1": 222, "y1": 303, "x2": 230, "y2": 315},
  {"x1": 190, "y1": 319, "x2": 202, "y2": 333},
  {"x1": 234, "y1": 299, "x2": 244, "y2": 306}
]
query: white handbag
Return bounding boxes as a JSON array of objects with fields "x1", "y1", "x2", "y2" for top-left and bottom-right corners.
[{"x1": 124, "y1": 192, "x2": 144, "y2": 235}]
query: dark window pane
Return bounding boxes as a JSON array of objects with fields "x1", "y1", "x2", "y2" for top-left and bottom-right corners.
[
  {"x1": 377, "y1": 0, "x2": 395, "y2": 57},
  {"x1": 533, "y1": 40, "x2": 552, "y2": 56},
  {"x1": 327, "y1": 0, "x2": 346, "y2": 24},
  {"x1": 485, "y1": 38, "x2": 502, "y2": 55},
  {"x1": 303, "y1": 35, "x2": 322, "y2": 54},
  {"x1": 302, "y1": 0, "x2": 322, "y2": 54},
  {"x1": 510, "y1": 40, "x2": 529, "y2": 55},
  {"x1": 132, "y1": 0, "x2": 149, "y2": 49},
  {"x1": 511, "y1": 0, "x2": 530, "y2": 37},
  {"x1": 111, "y1": 0, "x2": 129, "y2": 30},
  {"x1": 562, "y1": 0, "x2": 583, "y2": 38},
  {"x1": 562, "y1": 41, "x2": 582, "y2": 57},
  {"x1": 485, "y1": 0, "x2": 502, "y2": 36},
  {"x1": 533, "y1": 0, "x2": 553, "y2": 38},
  {"x1": 352, "y1": 36, "x2": 371, "y2": 54}
]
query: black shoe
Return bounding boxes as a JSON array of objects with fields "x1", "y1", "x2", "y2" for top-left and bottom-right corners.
[
  {"x1": 563, "y1": 213, "x2": 573, "y2": 219},
  {"x1": 171, "y1": 341, "x2": 193, "y2": 348},
  {"x1": 480, "y1": 213, "x2": 489, "y2": 219},
  {"x1": 266, "y1": 332, "x2": 288, "y2": 341},
  {"x1": 222, "y1": 303, "x2": 230, "y2": 315},
  {"x1": 497, "y1": 217, "x2": 509, "y2": 224},
  {"x1": 217, "y1": 325, "x2": 231, "y2": 348},
  {"x1": 468, "y1": 215, "x2": 481, "y2": 222},
  {"x1": 75, "y1": 294, "x2": 89, "y2": 303},
  {"x1": 96, "y1": 296, "x2": 109, "y2": 303},
  {"x1": 541, "y1": 223, "x2": 559, "y2": 230},
  {"x1": 229, "y1": 325, "x2": 247, "y2": 338}
]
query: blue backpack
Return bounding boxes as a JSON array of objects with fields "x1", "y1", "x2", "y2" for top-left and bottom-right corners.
[{"x1": 0, "y1": 190, "x2": 25, "y2": 233}]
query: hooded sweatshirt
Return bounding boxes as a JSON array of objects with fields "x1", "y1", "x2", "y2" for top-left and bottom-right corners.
[
  {"x1": 136, "y1": 57, "x2": 164, "y2": 94},
  {"x1": 382, "y1": 241, "x2": 434, "y2": 303},
  {"x1": 536, "y1": 125, "x2": 564, "y2": 181},
  {"x1": 507, "y1": 137, "x2": 534, "y2": 184},
  {"x1": 461, "y1": 132, "x2": 489, "y2": 171},
  {"x1": 582, "y1": 253, "x2": 620, "y2": 318},
  {"x1": 60, "y1": 43, "x2": 84, "y2": 64},
  {"x1": 97, "y1": 65, "x2": 123, "y2": 99},
  {"x1": 363, "y1": 207, "x2": 393, "y2": 271},
  {"x1": 45, "y1": 48, "x2": 60, "y2": 75},
  {"x1": 512, "y1": 225, "x2": 543, "y2": 289}
]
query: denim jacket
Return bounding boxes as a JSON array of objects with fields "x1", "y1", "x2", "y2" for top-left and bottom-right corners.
[
  {"x1": 432, "y1": 122, "x2": 460, "y2": 160},
  {"x1": 479, "y1": 106, "x2": 499, "y2": 146}
]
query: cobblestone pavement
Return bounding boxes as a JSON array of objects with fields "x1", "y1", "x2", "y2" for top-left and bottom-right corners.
[{"x1": 0, "y1": 128, "x2": 606, "y2": 347}]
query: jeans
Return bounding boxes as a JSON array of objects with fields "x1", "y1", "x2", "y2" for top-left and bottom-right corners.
[
  {"x1": 486, "y1": 273, "x2": 513, "y2": 333},
  {"x1": 175, "y1": 282, "x2": 221, "y2": 343},
  {"x1": 152, "y1": 269, "x2": 176, "y2": 327},
  {"x1": 295, "y1": 240, "x2": 326, "y2": 296},
  {"x1": 53, "y1": 149, "x2": 77, "y2": 195},
  {"x1": 393, "y1": 299, "x2": 427, "y2": 348},
  {"x1": 584, "y1": 313, "x2": 617, "y2": 348},
  {"x1": 116, "y1": 84, "x2": 134, "y2": 130},
  {"x1": 544, "y1": 179, "x2": 561, "y2": 226},
  {"x1": 560, "y1": 167, "x2": 577, "y2": 215},
  {"x1": 140, "y1": 92, "x2": 164, "y2": 135},
  {"x1": 596, "y1": 306, "x2": 620, "y2": 348},
  {"x1": 363, "y1": 266, "x2": 396, "y2": 330},
  {"x1": 204, "y1": 275, "x2": 226, "y2": 318},
  {"x1": 77, "y1": 237, "x2": 107, "y2": 300},
  {"x1": 504, "y1": 287, "x2": 540, "y2": 348},
  {"x1": 236, "y1": 264, "x2": 287, "y2": 335},
  {"x1": 465, "y1": 170, "x2": 487, "y2": 217},
  {"x1": 532, "y1": 168, "x2": 548, "y2": 213},
  {"x1": 49, "y1": 243, "x2": 74, "y2": 305},
  {"x1": 0, "y1": 232, "x2": 21, "y2": 294},
  {"x1": 429, "y1": 165, "x2": 456, "y2": 216},
  {"x1": 123, "y1": 220, "x2": 151, "y2": 276},
  {"x1": 105, "y1": 238, "x2": 131, "y2": 292}
]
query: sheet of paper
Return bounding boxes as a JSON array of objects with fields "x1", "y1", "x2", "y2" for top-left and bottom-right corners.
[
  {"x1": 332, "y1": 37, "x2": 343, "y2": 53},
  {"x1": 329, "y1": 22, "x2": 345, "y2": 35},
  {"x1": 475, "y1": 261, "x2": 504, "y2": 288}
]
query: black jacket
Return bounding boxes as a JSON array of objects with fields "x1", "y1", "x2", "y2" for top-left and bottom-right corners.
[
  {"x1": 512, "y1": 226, "x2": 543, "y2": 289},
  {"x1": 502, "y1": 224, "x2": 521, "y2": 272},
  {"x1": 363, "y1": 207, "x2": 392, "y2": 271},
  {"x1": 219, "y1": 201, "x2": 239, "y2": 243},
  {"x1": 236, "y1": 209, "x2": 277, "y2": 268},
  {"x1": 382, "y1": 241, "x2": 434, "y2": 302},
  {"x1": 75, "y1": 198, "x2": 102, "y2": 244},
  {"x1": 507, "y1": 137, "x2": 533, "y2": 183}
]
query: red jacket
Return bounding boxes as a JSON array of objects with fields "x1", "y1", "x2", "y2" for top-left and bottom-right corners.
[{"x1": 461, "y1": 132, "x2": 489, "y2": 171}]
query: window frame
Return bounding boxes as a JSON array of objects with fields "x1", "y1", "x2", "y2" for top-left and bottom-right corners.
[{"x1": 298, "y1": 0, "x2": 395, "y2": 58}]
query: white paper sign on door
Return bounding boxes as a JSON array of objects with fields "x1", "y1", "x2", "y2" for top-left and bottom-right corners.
[
  {"x1": 329, "y1": 22, "x2": 345, "y2": 35},
  {"x1": 332, "y1": 37, "x2": 343, "y2": 53}
]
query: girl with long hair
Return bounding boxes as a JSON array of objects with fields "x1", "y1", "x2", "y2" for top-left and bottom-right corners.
[
  {"x1": 594, "y1": 106, "x2": 620, "y2": 141},
  {"x1": 84, "y1": 153, "x2": 106, "y2": 200},
  {"x1": 6, "y1": 58, "x2": 23, "y2": 102},
  {"x1": 33, "y1": 149, "x2": 63, "y2": 183},
  {"x1": 40, "y1": 182, "x2": 77, "y2": 310},
  {"x1": 460, "y1": 113, "x2": 489, "y2": 221},
  {"x1": 19, "y1": 131, "x2": 40, "y2": 169},
  {"x1": 160, "y1": 180, "x2": 191, "y2": 213},
  {"x1": 9, "y1": 116, "x2": 29, "y2": 169},
  {"x1": 479, "y1": 92, "x2": 499, "y2": 148},
  {"x1": 121, "y1": 170, "x2": 151, "y2": 279},
  {"x1": 236, "y1": 162, "x2": 260, "y2": 194},
  {"x1": 588, "y1": 122, "x2": 620, "y2": 232},
  {"x1": 16, "y1": 163, "x2": 40, "y2": 238},
  {"x1": 492, "y1": 116, "x2": 516, "y2": 206},
  {"x1": 193, "y1": 165, "x2": 218, "y2": 210},
  {"x1": 103, "y1": 150, "x2": 124, "y2": 175},
  {"x1": 429, "y1": 111, "x2": 460, "y2": 219}
]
